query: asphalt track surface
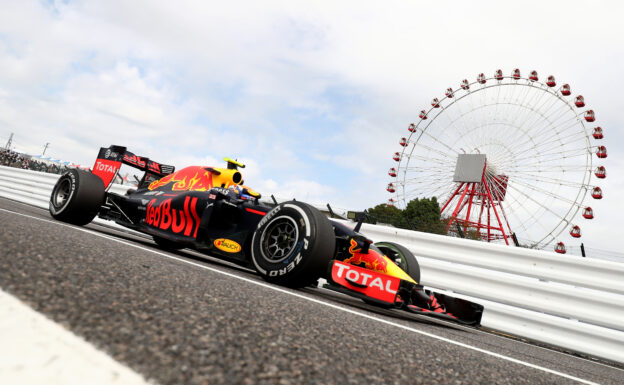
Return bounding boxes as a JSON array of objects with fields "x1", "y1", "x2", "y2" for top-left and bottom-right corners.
[{"x1": 1, "y1": 197, "x2": 623, "y2": 385}]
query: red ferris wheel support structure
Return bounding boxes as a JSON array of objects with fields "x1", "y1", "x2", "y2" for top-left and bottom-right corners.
[{"x1": 439, "y1": 154, "x2": 513, "y2": 245}]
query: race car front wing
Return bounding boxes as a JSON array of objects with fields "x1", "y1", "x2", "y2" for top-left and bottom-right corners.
[{"x1": 326, "y1": 260, "x2": 483, "y2": 326}]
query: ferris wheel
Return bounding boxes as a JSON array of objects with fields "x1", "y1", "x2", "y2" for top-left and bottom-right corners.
[{"x1": 387, "y1": 69, "x2": 607, "y2": 252}]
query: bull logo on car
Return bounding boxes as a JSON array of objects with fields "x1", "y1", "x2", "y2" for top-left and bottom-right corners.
[{"x1": 343, "y1": 239, "x2": 388, "y2": 273}]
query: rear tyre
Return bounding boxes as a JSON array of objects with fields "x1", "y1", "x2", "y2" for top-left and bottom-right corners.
[
  {"x1": 49, "y1": 169, "x2": 105, "y2": 226},
  {"x1": 374, "y1": 242, "x2": 420, "y2": 283},
  {"x1": 251, "y1": 201, "x2": 335, "y2": 288}
]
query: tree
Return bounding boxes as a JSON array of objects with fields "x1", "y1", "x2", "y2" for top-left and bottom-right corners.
[
  {"x1": 366, "y1": 203, "x2": 407, "y2": 228},
  {"x1": 365, "y1": 197, "x2": 446, "y2": 235},
  {"x1": 403, "y1": 197, "x2": 446, "y2": 234}
]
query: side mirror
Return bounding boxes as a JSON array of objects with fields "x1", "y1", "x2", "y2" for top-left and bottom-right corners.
[{"x1": 347, "y1": 211, "x2": 368, "y2": 233}]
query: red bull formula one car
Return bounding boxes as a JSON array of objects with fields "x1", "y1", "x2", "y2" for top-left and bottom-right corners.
[{"x1": 49, "y1": 145, "x2": 483, "y2": 325}]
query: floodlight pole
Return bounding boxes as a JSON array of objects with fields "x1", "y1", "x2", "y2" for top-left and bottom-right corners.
[{"x1": 4, "y1": 133, "x2": 13, "y2": 150}]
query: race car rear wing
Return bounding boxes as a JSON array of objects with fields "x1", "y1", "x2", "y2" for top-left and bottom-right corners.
[{"x1": 92, "y1": 145, "x2": 175, "y2": 190}]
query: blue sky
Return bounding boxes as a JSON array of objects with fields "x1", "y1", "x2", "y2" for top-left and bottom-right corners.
[{"x1": 1, "y1": 0, "x2": 623, "y2": 254}]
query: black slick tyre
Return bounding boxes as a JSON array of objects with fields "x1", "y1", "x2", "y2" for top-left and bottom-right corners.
[
  {"x1": 251, "y1": 201, "x2": 335, "y2": 288},
  {"x1": 374, "y1": 242, "x2": 420, "y2": 283},
  {"x1": 49, "y1": 169, "x2": 105, "y2": 226}
]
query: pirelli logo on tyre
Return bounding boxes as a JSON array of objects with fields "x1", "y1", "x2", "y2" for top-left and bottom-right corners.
[
  {"x1": 257, "y1": 206, "x2": 281, "y2": 228},
  {"x1": 214, "y1": 238, "x2": 242, "y2": 253}
]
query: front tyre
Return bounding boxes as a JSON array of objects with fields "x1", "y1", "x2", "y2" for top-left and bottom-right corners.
[
  {"x1": 49, "y1": 169, "x2": 105, "y2": 226},
  {"x1": 251, "y1": 201, "x2": 335, "y2": 288},
  {"x1": 374, "y1": 242, "x2": 420, "y2": 283}
]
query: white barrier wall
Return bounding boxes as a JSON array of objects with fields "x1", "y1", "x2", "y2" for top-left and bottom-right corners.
[
  {"x1": 356, "y1": 222, "x2": 624, "y2": 295},
  {"x1": 1, "y1": 165, "x2": 623, "y2": 364}
]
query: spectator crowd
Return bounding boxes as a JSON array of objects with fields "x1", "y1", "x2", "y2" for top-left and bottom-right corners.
[{"x1": 0, "y1": 148, "x2": 72, "y2": 174}]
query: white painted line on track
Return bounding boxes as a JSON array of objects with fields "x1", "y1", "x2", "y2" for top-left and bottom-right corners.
[
  {"x1": 0, "y1": 207, "x2": 602, "y2": 385},
  {"x1": 0, "y1": 288, "x2": 150, "y2": 385}
]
